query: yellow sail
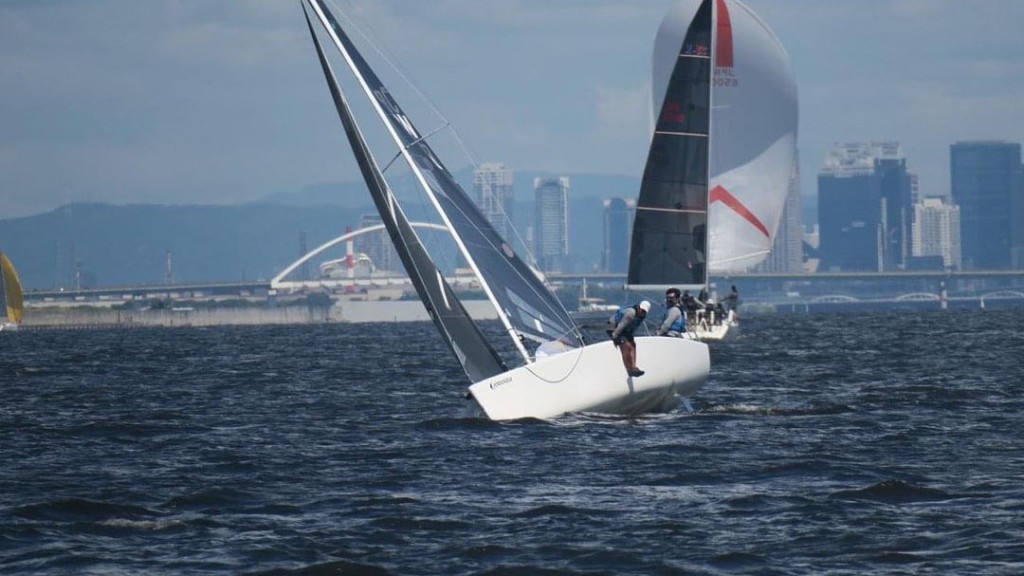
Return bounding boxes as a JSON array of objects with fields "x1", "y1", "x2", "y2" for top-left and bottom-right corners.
[{"x1": 0, "y1": 252, "x2": 24, "y2": 325}]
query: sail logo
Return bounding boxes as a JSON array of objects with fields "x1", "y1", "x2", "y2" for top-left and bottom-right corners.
[
  {"x1": 714, "y1": 0, "x2": 738, "y2": 87},
  {"x1": 710, "y1": 185, "x2": 769, "y2": 238},
  {"x1": 661, "y1": 101, "x2": 687, "y2": 124},
  {"x1": 374, "y1": 86, "x2": 418, "y2": 138}
]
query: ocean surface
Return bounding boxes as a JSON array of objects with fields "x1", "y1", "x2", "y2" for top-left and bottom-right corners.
[{"x1": 2, "y1": 309, "x2": 1023, "y2": 575}]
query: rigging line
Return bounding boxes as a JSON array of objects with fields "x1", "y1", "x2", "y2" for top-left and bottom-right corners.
[
  {"x1": 524, "y1": 345, "x2": 589, "y2": 384},
  {"x1": 324, "y1": 0, "x2": 459, "y2": 161},
  {"x1": 381, "y1": 121, "x2": 452, "y2": 174}
]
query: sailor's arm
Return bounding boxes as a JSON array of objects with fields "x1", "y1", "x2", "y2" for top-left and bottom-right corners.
[{"x1": 656, "y1": 308, "x2": 677, "y2": 336}]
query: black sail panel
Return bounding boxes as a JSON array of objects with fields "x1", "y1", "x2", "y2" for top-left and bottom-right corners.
[
  {"x1": 628, "y1": 0, "x2": 713, "y2": 289},
  {"x1": 303, "y1": 6, "x2": 507, "y2": 382}
]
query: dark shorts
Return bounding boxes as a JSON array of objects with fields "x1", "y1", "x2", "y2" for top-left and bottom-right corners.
[{"x1": 606, "y1": 330, "x2": 635, "y2": 345}]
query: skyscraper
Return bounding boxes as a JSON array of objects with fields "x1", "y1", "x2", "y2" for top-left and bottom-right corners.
[
  {"x1": 354, "y1": 213, "x2": 397, "y2": 274},
  {"x1": 472, "y1": 163, "x2": 515, "y2": 242},
  {"x1": 876, "y1": 151, "x2": 914, "y2": 271},
  {"x1": 950, "y1": 141, "x2": 1023, "y2": 270},
  {"x1": 756, "y1": 158, "x2": 804, "y2": 273},
  {"x1": 533, "y1": 177, "x2": 570, "y2": 273},
  {"x1": 912, "y1": 197, "x2": 961, "y2": 271},
  {"x1": 817, "y1": 142, "x2": 912, "y2": 272},
  {"x1": 603, "y1": 198, "x2": 635, "y2": 274}
]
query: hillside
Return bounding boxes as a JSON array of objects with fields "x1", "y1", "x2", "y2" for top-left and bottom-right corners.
[{"x1": 0, "y1": 171, "x2": 639, "y2": 290}]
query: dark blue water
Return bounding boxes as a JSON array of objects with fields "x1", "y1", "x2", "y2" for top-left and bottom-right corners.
[{"x1": 2, "y1": 310, "x2": 1023, "y2": 575}]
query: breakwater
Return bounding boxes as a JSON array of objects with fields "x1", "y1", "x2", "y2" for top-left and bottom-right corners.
[{"x1": 21, "y1": 300, "x2": 499, "y2": 330}]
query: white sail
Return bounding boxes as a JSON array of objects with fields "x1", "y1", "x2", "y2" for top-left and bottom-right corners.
[{"x1": 653, "y1": 0, "x2": 798, "y2": 273}]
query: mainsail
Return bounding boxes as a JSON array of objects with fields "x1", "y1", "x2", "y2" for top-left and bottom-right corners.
[
  {"x1": 652, "y1": 0, "x2": 798, "y2": 273},
  {"x1": 303, "y1": 0, "x2": 584, "y2": 380},
  {"x1": 627, "y1": 0, "x2": 714, "y2": 291},
  {"x1": 0, "y1": 252, "x2": 24, "y2": 326}
]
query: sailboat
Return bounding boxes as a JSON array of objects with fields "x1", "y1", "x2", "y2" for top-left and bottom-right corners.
[
  {"x1": 631, "y1": 0, "x2": 798, "y2": 341},
  {"x1": 300, "y1": 0, "x2": 709, "y2": 421},
  {"x1": 0, "y1": 252, "x2": 25, "y2": 332}
]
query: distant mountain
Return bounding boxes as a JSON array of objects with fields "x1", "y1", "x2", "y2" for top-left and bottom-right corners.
[
  {"x1": 0, "y1": 172, "x2": 639, "y2": 290},
  {"x1": 0, "y1": 203, "x2": 371, "y2": 290}
]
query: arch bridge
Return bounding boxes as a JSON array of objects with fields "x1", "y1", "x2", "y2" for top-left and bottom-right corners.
[
  {"x1": 894, "y1": 292, "x2": 940, "y2": 302},
  {"x1": 271, "y1": 222, "x2": 448, "y2": 291}
]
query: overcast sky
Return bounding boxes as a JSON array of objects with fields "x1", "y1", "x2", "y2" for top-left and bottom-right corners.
[{"x1": 2, "y1": 0, "x2": 1022, "y2": 219}]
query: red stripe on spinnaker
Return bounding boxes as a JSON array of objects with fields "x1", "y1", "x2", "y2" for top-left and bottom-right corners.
[
  {"x1": 715, "y1": 0, "x2": 734, "y2": 68},
  {"x1": 710, "y1": 185, "x2": 769, "y2": 238}
]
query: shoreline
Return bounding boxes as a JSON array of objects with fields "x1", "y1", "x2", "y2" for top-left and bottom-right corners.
[{"x1": 20, "y1": 300, "x2": 499, "y2": 330}]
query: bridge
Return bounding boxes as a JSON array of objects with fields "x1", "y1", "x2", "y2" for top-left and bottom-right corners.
[{"x1": 20, "y1": 218, "x2": 1024, "y2": 313}]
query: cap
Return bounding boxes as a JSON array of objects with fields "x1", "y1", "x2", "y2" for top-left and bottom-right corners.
[{"x1": 639, "y1": 300, "x2": 651, "y2": 312}]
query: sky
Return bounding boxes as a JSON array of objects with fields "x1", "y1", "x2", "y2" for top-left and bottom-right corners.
[{"x1": 1, "y1": 0, "x2": 1023, "y2": 219}]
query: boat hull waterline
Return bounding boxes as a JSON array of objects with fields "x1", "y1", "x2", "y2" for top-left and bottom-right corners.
[{"x1": 469, "y1": 337, "x2": 709, "y2": 421}]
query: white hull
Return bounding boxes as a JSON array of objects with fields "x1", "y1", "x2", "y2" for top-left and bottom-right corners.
[
  {"x1": 0, "y1": 322, "x2": 18, "y2": 332},
  {"x1": 685, "y1": 321, "x2": 734, "y2": 341},
  {"x1": 468, "y1": 337, "x2": 709, "y2": 421},
  {"x1": 681, "y1": 310, "x2": 738, "y2": 341}
]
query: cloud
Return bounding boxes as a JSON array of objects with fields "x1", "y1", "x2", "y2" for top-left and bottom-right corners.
[{"x1": 2, "y1": 0, "x2": 1023, "y2": 219}]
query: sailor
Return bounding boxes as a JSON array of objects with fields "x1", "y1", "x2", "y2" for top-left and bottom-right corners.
[
  {"x1": 607, "y1": 300, "x2": 651, "y2": 377},
  {"x1": 722, "y1": 284, "x2": 739, "y2": 311},
  {"x1": 722, "y1": 284, "x2": 740, "y2": 322},
  {"x1": 656, "y1": 288, "x2": 687, "y2": 337},
  {"x1": 680, "y1": 290, "x2": 700, "y2": 324}
]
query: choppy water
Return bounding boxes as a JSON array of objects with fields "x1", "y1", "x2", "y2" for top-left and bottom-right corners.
[{"x1": 2, "y1": 310, "x2": 1023, "y2": 575}]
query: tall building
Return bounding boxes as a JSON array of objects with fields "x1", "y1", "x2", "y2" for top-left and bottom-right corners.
[
  {"x1": 912, "y1": 197, "x2": 961, "y2": 271},
  {"x1": 472, "y1": 163, "x2": 515, "y2": 242},
  {"x1": 602, "y1": 198, "x2": 635, "y2": 274},
  {"x1": 950, "y1": 141, "x2": 1023, "y2": 270},
  {"x1": 354, "y1": 214, "x2": 398, "y2": 274},
  {"x1": 756, "y1": 158, "x2": 804, "y2": 273},
  {"x1": 817, "y1": 142, "x2": 913, "y2": 272},
  {"x1": 534, "y1": 177, "x2": 570, "y2": 273}
]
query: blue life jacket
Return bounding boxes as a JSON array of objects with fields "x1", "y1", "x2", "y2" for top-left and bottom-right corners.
[
  {"x1": 668, "y1": 303, "x2": 687, "y2": 333},
  {"x1": 612, "y1": 305, "x2": 644, "y2": 332}
]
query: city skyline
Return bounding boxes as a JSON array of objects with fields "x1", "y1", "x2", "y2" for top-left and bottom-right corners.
[{"x1": 2, "y1": 1, "x2": 1023, "y2": 219}]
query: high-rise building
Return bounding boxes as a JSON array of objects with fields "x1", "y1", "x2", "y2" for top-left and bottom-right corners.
[
  {"x1": 472, "y1": 163, "x2": 515, "y2": 242},
  {"x1": 817, "y1": 142, "x2": 913, "y2": 272},
  {"x1": 354, "y1": 213, "x2": 398, "y2": 274},
  {"x1": 912, "y1": 197, "x2": 961, "y2": 271},
  {"x1": 950, "y1": 141, "x2": 1023, "y2": 270},
  {"x1": 756, "y1": 158, "x2": 804, "y2": 273},
  {"x1": 602, "y1": 198, "x2": 635, "y2": 274},
  {"x1": 534, "y1": 177, "x2": 570, "y2": 273}
]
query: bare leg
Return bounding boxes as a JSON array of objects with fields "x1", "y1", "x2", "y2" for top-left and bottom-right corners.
[
  {"x1": 622, "y1": 341, "x2": 641, "y2": 373},
  {"x1": 619, "y1": 343, "x2": 632, "y2": 372}
]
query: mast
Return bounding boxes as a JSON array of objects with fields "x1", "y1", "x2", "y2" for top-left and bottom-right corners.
[
  {"x1": 706, "y1": 0, "x2": 717, "y2": 296},
  {"x1": 305, "y1": 0, "x2": 534, "y2": 363}
]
